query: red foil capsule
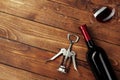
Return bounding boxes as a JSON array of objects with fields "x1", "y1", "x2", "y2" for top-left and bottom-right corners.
[{"x1": 80, "y1": 24, "x2": 91, "y2": 42}]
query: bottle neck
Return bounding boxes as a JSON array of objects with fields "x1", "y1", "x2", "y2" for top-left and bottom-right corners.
[
  {"x1": 80, "y1": 24, "x2": 95, "y2": 49},
  {"x1": 86, "y1": 40, "x2": 95, "y2": 49}
]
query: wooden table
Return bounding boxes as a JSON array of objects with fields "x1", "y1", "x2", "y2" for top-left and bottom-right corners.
[{"x1": 0, "y1": 0, "x2": 120, "y2": 80}]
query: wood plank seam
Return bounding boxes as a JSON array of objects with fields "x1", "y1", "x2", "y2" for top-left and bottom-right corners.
[
  {"x1": 0, "y1": 62, "x2": 55, "y2": 80},
  {"x1": 0, "y1": 11, "x2": 119, "y2": 71},
  {"x1": 0, "y1": 0, "x2": 119, "y2": 45},
  {"x1": 0, "y1": 10, "x2": 119, "y2": 47}
]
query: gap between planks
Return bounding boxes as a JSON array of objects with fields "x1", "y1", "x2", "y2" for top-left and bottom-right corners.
[
  {"x1": 0, "y1": 0, "x2": 119, "y2": 45},
  {"x1": 0, "y1": 12, "x2": 120, "y2": 71}
]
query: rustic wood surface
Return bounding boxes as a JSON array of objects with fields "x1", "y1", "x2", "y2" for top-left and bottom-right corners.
[{"x1": 0, "y1": 0, "x2": 120, "y2": 80}]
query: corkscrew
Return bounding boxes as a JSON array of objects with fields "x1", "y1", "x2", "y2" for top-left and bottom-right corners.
[{"x1": 46, "y1": 34, "x2": 79, "y2": 73}]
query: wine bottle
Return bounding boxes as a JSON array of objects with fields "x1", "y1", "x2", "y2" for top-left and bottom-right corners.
[{"x1": 80, "y1": 24, "x2": 117, "y2": 80}]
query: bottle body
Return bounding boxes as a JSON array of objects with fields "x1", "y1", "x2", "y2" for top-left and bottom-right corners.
[
  {"x1": 80, "y1": 25, "x2": 117, "y2": 80},
  {"x1": 87, "y1": 43, "x2": 117, "y2": 80}
]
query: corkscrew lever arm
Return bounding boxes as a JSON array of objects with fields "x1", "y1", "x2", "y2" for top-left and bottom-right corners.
[
  {"x1": 46, "y1": 48, "x2": 66, "y2": 62},
  {"x1": 71, "y1": 51, "x2": 78, "y2": 71}
]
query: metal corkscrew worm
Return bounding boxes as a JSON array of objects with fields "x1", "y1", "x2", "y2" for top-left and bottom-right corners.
[{"x1": 46, "y1": 33, "x2": 80, "y2": 73}]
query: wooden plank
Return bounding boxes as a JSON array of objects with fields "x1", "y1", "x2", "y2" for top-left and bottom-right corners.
[
  {"x1": 49, "y1": 0, "x2": 91, "y2": 10},
  {"x1": 0, "y1": 0, "x2": 119, "y2": 80},
  {"x1": 0, "y1": 37, "x2": 120, "y2": 80},
  {"x1": 0, "y1": 0, "x2": 120, "y2": 45},
  {"x1": 50, "y1": 0, "x2": 120, "y2": 9},
  {"x1": 0, "y1": 12, "x2": 87, "y2": 62},
  {"x1": 0, "y1": 12, "x2": 120, "y2": 71},
  {"x1": 0, "y1": 63, "x2": 54, "y2": 80},
  {"x1": 0, "y1": 37, "x2": 96, "y2": 80},
  {"x1": 0, "y1": 0, "x2": 89, "y2": 23},
  {"x1": 91, "y1": 0, "x2": 120, "y2": 4}
]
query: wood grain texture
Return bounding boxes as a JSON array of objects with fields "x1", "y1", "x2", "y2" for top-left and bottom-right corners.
[
  {"x1": 0, "y1": 12, "x2": 120, "y2": 71},
  {"x1": 0, "y1": 63, "x2": 54, "y2": 80},
  {"x1": 0, "y1": 0, "x2": 120, "y2": 45},
  {"x1": 0, "y1": 37, "x2": 95, "y2": 80},
  {"x1": 0, "y1": 0, "x2": 120, "y2": 80},
  {"x1": 0, "y1": 37, "x2": 120, "y2": 80}
]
